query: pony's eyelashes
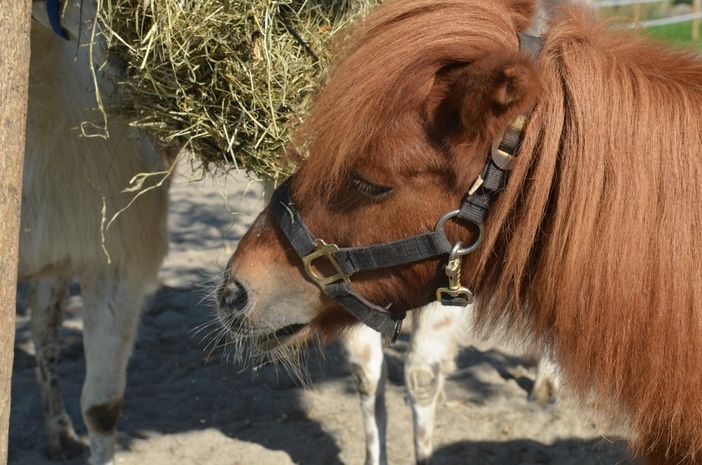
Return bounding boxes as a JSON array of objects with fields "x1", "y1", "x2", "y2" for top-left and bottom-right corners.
[{"x1": 349, "y1": 172, "x2": 394, "y2": 200}]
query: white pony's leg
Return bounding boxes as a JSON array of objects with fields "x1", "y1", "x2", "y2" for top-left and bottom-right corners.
[
  {"x1": 342, "y1": 325, "x2": 388, "y2": 465},
  {"x1": 29, "y1": 271, "x2": 85, "y2": 458},
  {"x1": 529, "y1": 355, "x2": 560, "y2": 404},
  {"x1": 78, "y1": 267, "x2": 146, "y2": 465},
  {"x1": 405, "y1": 302, "x2": 460, "y2": 465}
]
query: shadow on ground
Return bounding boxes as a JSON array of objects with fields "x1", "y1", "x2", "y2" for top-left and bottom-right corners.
[
  {"x1": 431, "y1": 438, "x2": 634, "y2": 465},
  {"x1": 10, "y1": 169, "x2": 632, "y2": 465}
]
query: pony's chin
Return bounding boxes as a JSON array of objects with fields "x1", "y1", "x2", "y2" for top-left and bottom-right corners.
[{"x1": 253, "y1": 323, "x2": 311, "y2": 352}]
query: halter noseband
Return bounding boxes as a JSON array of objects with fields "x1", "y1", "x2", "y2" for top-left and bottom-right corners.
[{"x1": 271, "y1": 33, "x2": 542, "y2": 344}]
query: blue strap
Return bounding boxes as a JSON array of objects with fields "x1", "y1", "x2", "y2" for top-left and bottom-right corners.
[{"x1": 46, "y1": 0, "x2": 69, "y2": 40}]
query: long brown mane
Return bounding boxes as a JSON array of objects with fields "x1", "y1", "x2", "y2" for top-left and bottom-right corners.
[
  {"x1": 292, "y1": 0, "x2": 702, "y2": 461},
  {"x1": 476, "y1": 10, "x2": 702, "y2": 461}
]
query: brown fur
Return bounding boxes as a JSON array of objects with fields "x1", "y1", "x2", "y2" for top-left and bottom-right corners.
[
  {"x1": 234, "y1": 0, "x2": 702, "y2": 463},
  {"x1": 84, "y1": 401, "x2": 123, "y2": 434},
  {"x1": 292, "y1": 0, "x2": 536, "y2": 202}
]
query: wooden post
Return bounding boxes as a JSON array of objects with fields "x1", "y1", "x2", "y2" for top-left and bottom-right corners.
[
  {"x1": 693, "y1": 0, "x2": 700, "y2": 43},
  {"x1": 0, "y1": 0, "x2": 32, "y2": 463},
  {"x1": 634, "y1": 1, "x2": 641, "y2": 24}
]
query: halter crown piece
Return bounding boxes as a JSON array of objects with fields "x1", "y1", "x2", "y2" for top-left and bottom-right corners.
[{"x1": 272, "y1": 33, "x2": 542, "y2": 345}]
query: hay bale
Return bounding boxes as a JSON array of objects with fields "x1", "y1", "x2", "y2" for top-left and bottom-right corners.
[{"x1": 98, "y1": 0, "x2": 381, "y2": 180}]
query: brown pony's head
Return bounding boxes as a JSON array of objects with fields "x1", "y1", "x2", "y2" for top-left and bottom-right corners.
[{"x1": 218, "y1": 0, "x2": 540, "y2": 355}]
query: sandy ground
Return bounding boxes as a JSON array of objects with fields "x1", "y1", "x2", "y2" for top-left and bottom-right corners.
[{"x1": 11, "y1": 165, "x2": 635, "y2": 465}]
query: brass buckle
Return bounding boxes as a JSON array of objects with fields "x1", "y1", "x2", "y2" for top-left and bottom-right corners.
[
  {"x1": 490, "y1": 114, "x2": 526, "y2": 170},
  {"x1": 510, "y1": 114, "x2": 526, "y2": 132},
  {"x1": 491, "y1": 147, "x2": 516, "y2": 170},
  {"x1": 302, "y1": 239, "x2": 351, "y2": 288},
  {"x1": 468, "y1": 175, "x2": 484, "y2": 195}
]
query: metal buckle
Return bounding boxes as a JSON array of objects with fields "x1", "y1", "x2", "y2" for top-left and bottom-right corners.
[
  {"x1": 510, "y1": 114, "x2": 527, "y2": 132},
  {"x1": 436, "y1": 243, "x2": 474, "y2": 305},
  {"x1": 302, "y1": 239, "x2": 351, "y2": 288},
  {"x1": 491, "y1": 147, "x2": 516, "y2": 170},
  {"x1": 490, "y1": 114, "x2": 526, "y2": 170},
  {"x1": 468, "y1": 175, "x2": 484, "y2": 196}
]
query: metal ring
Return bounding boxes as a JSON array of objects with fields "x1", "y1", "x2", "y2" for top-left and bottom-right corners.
[
  {"x1": 448, "y1": 242, "x2": 464, "y2": 262},
  {"x1": 434, "y1": 210, "x2": 460, "y2": 231},
  {"x1": 434, "y1": 210, "x2": 484, "y2": 255}
]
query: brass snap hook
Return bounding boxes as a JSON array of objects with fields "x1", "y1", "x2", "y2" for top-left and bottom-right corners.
[{"x1": 435, "y1": 242, "x2": 474, "y2": 305}]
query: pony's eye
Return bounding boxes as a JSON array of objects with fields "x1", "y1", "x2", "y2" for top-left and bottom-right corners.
[{"x1": 349, "y1": 173, "x2": 394, "y2": 199}]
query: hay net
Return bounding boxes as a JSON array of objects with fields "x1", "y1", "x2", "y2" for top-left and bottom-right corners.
[{"x1": 97, "y1": 0, "x2": 381, "y2": 181}]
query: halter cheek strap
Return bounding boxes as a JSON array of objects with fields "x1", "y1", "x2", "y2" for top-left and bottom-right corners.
[
  {"x1": 271, "y1": 32, "x2": 542, "y2": 344},
  {"x1": 458, "y1": 32, "x2": 542, "y2": 225}
]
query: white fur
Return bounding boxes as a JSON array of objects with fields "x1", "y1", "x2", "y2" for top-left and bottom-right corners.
[
  {"x1": 20, "y1": 27, "x2": 168, "y2": 281},
  {"x1": 20, "y1": 20, "x2": 169, "y2": 465}
]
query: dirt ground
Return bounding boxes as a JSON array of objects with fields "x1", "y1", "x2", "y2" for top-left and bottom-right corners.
[{"x1": 11, "y1": 165, "x2": 635, "y2": 465}]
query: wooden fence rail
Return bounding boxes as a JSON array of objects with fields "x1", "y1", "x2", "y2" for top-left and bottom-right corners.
[{"x1": 595, "y1": 0, "x2": 701, "y2": 42}]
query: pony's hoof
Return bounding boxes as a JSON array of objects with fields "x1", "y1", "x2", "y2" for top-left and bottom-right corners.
[{"x1": 45, "y1": 430, "x2": 88, "y2": 460}]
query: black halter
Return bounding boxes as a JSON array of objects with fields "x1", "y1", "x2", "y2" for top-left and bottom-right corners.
[{"x1": 271, "y1": 33, "x2": 542, "y2": 344}]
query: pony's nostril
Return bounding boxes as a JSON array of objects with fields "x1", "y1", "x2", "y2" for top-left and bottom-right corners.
[{"x1": 219, "y1": 280, "x2": 249, "y2": 312}]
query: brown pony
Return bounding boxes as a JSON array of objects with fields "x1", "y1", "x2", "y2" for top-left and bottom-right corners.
[{"x1": 218, "y1": 0, "x2": 702, "y2": 463}]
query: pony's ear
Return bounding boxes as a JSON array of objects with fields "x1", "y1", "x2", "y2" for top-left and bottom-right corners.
[{"x1": 425, "y1": 52, "x2": 540, "y2": 150}]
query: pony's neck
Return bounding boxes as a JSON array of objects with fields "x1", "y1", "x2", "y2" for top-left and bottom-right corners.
[{"x1": 473, "y1": 8, "x2": 702, "y2": 460}]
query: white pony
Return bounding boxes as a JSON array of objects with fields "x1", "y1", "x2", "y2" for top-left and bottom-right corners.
[{"x1": 20, "y1": 4, "x2": 171, "y2": 464}]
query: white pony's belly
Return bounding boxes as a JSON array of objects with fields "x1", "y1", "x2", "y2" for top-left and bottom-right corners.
[{"x1": 19, "y1": 24, "x2": 168, "y2": 282}]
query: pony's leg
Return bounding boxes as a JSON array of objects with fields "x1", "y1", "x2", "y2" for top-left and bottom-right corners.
[
  {"x1": 78, "y1": 268, "x2": 145, "y2": 465},
  {"x1": 29, "y1": 272, "x2": 86, "y2": 458},
  {"x1": 529, "y1": 355, "x2": 559, "y2": 404},
  {"x1": 342, "y1": 325, "x2": 388, "y2": 465},
  {"x1": 405, "y1": 302, "x2": 460, "y2": 465}
]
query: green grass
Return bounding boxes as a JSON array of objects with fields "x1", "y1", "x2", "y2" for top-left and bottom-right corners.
[{"x1": 645, "y1": 21, "x2": 702, "y2": 49}]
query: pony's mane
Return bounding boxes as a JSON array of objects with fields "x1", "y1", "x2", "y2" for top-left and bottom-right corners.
[
  {"x1": 294, "y1": 0, "x2": 702, "y2": 460},
  {"x1": 293, "y1": 0, "x2": 531, "y2": 201},
  {"x1": 471, "y1": 9, "x2": 702, "y2": 461}
]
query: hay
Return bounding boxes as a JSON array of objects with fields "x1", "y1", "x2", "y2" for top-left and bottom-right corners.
[{"x1": 97, "y1": 0, "x2": 381, "y2": 180}]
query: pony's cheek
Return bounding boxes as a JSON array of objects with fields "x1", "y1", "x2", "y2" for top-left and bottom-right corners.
[{"x1": 220, "y1": 210, "x2": 327, "y2": 333}]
